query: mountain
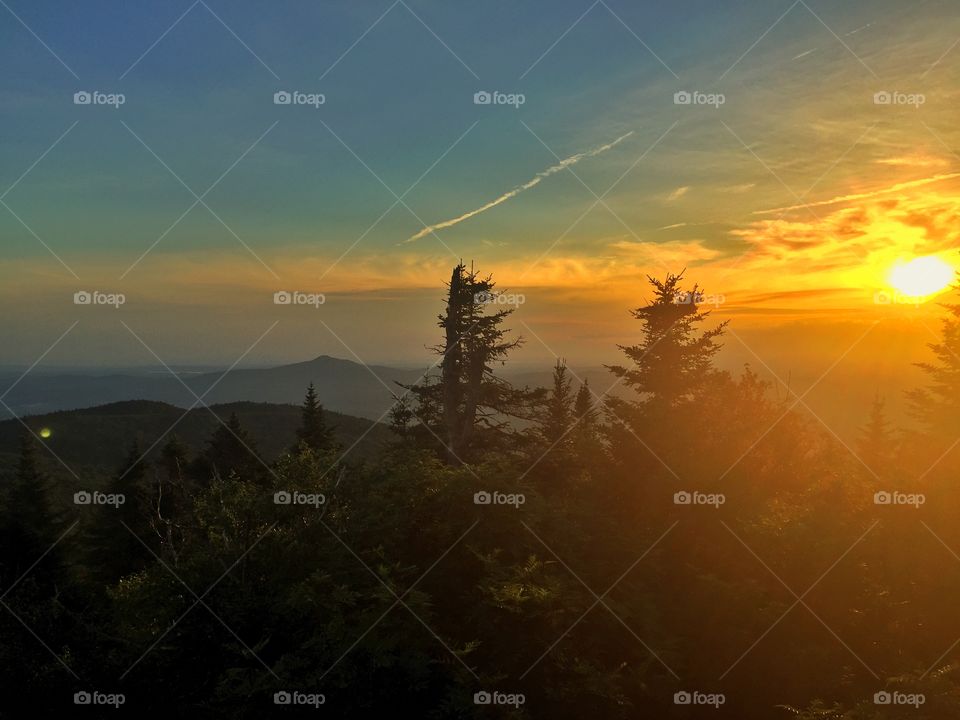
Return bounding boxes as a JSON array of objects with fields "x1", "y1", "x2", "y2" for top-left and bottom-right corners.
[
  {"x1": 0, "y1": 356, "x2": 428, "y2": 421},
  {"x1": 0, "y1": 399, "x2": 392, "y2": 476}
]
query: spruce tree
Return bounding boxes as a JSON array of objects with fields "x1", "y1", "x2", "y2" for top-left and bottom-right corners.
[
  {"x1": 401, "y1": 263, "x2": 540, "y2": 463},
  {"x1": 572, "y1": 379, "x2": 600, "y2": 451},
  {"x1": 0, "y1": 432, "x2": 61, "y2": 587},
  {"x1": 541, "y1": 360, "x2": 574, "y2": 448},
  {"x1": 857, "y1": 393, "x2": 895, "y2": 480},
  {"x1": 295, "y1": 383, "x2": 337, "y2": 452},
  {"x1": 86, "y1": 440, "x2": 154, "y2": 583},
  {"x1": 907, "y1": 283, "x2": 960, "y2": 436},
  {"x1": 607, "y1": 272, "x2": 728, "y2": 411},
  {"x1": 202, "y1": 412, "x2": 262, "y2": 481}
]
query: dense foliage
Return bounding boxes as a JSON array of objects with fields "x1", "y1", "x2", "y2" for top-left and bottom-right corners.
[{"x1": 1, "y1": 267, "x2": 959, "y2": 718}]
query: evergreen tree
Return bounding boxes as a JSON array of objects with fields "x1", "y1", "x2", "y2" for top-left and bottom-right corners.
[
  {"x1": 0, "y1": 432, "x2": 61, "y2": 587},
  {"x1": 295, "y1": 383, "x2": 337, "y2": 452},
  {"x1": 907, "y1": 282, "x2": 960, "y2": 436},
  {"x1": 857, "y1": 392, "x2": 895, "y2": 480},
  {"x1": 607, "y1": 272, "x2": 728, "y2": 411},
  {"x1": 541, "y1": 360, "x2": 574, "y2": 448},
  {"x1": 572, "y1": 379, "x2": 601, "y2": 454},
  {"x1": 201, "y1": 412, "x2": 263, "y2": 482},
  {"x1": 85, "y1": 440, "x2": 154, "y2": 583},
  {"x1": 604, "y1": 272, "x2": 730, "y2": 489},
  {"x1": 152, "y1": 435, "x2": 192, "y2": 564},
  {"x1": 401, "y1": 263, "x2": 540, "y2": 463}
]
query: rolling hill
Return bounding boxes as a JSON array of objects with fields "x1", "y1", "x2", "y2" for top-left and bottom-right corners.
[{"x1": 0, "y1": 399, "x2": 392, "y2": 476}]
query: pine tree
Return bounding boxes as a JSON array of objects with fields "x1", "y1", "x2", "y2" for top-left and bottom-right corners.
[
  {"x1": 401, "y1": 263, "x2": 540, "y2": 463},
  {"x1": 572, "y1": 379, "x2": 600, "y2": 450},
  {"x1": 0, "y1": 432, "x2": 61, "y2": 587},
  {"x1": 607, "y1": 272, "x2": 728, "y2": 411},
  {"x1": 295, "y1": 383, "x2": 337, "y2": 452},
  {"x1": 202, "y1": 412, "x2": 262, "y2": 481},
  {"x1": 858, "y1": 393, "x2": 895, "y2": 479},
  {"x1": 86, "y1": 440, "x2": 154, "y2": 583},
  {"x1": 541, "y1": 360, "x2": 574, "y2": 447},
  {"x1": 604, "y1": 272, "x2": 729, "y2": 481},
  {"x1": 907, "y1": 283, "x2": 960, "y2": 436}
]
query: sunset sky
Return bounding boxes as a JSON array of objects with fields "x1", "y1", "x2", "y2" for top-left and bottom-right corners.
[{"x1": 2, "y1": 0, "x2": 959, "y2": 397}]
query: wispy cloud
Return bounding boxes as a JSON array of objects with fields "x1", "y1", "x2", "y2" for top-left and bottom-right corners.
[
  {"x1": 754, "y1": 173, "x2": 960, "y2": 215},
  {"x1": 402, "y1": 131, "x2": 634, "y2": 243}
]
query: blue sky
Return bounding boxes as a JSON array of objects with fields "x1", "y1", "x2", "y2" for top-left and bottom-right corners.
[{"x1": 2, "y1": 0, "x2": 959, "y2": 369}]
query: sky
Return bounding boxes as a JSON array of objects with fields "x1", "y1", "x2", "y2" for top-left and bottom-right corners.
[{"x1": 2, "y1": 0, "x2": 960, "y2": 401}]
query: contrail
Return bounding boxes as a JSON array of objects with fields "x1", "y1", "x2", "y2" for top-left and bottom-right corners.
[{"x1": 403, "y1": 131, "x2": 634, "y2": 243}]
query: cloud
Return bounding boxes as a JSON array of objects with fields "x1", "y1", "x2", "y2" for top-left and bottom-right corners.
[
  {"x1": 721, "y1": 183, "x2": 756, "y2": 194},
  {"x1": 666, "y1": 186, "x2": 690, "y2": 201},
  {"x1": 402, "y1": 131, "x2": 634, "y2": 243},
  {"x1": 875, "y1": 155, "x2": 949, "y2": 169},
  {"x1": 609, "y1": 239, "x2": 720, "y2": 267},
  {"x1": 754, "y1": 173, "x2": 960, "y2": 215}
]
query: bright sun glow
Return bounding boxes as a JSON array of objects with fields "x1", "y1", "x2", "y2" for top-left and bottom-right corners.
[{"x1": 889, "y1": 256, "x2": 955, "y2": 299}]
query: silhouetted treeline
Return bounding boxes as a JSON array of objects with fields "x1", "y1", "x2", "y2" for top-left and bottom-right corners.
[{"x1": 2, "y1": 264, "x2": 960, "y2": 718}]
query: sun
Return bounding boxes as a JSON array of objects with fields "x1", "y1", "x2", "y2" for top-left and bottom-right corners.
[{"x1": 889, "y1": 256, "x2": 955, "y2": 299}]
